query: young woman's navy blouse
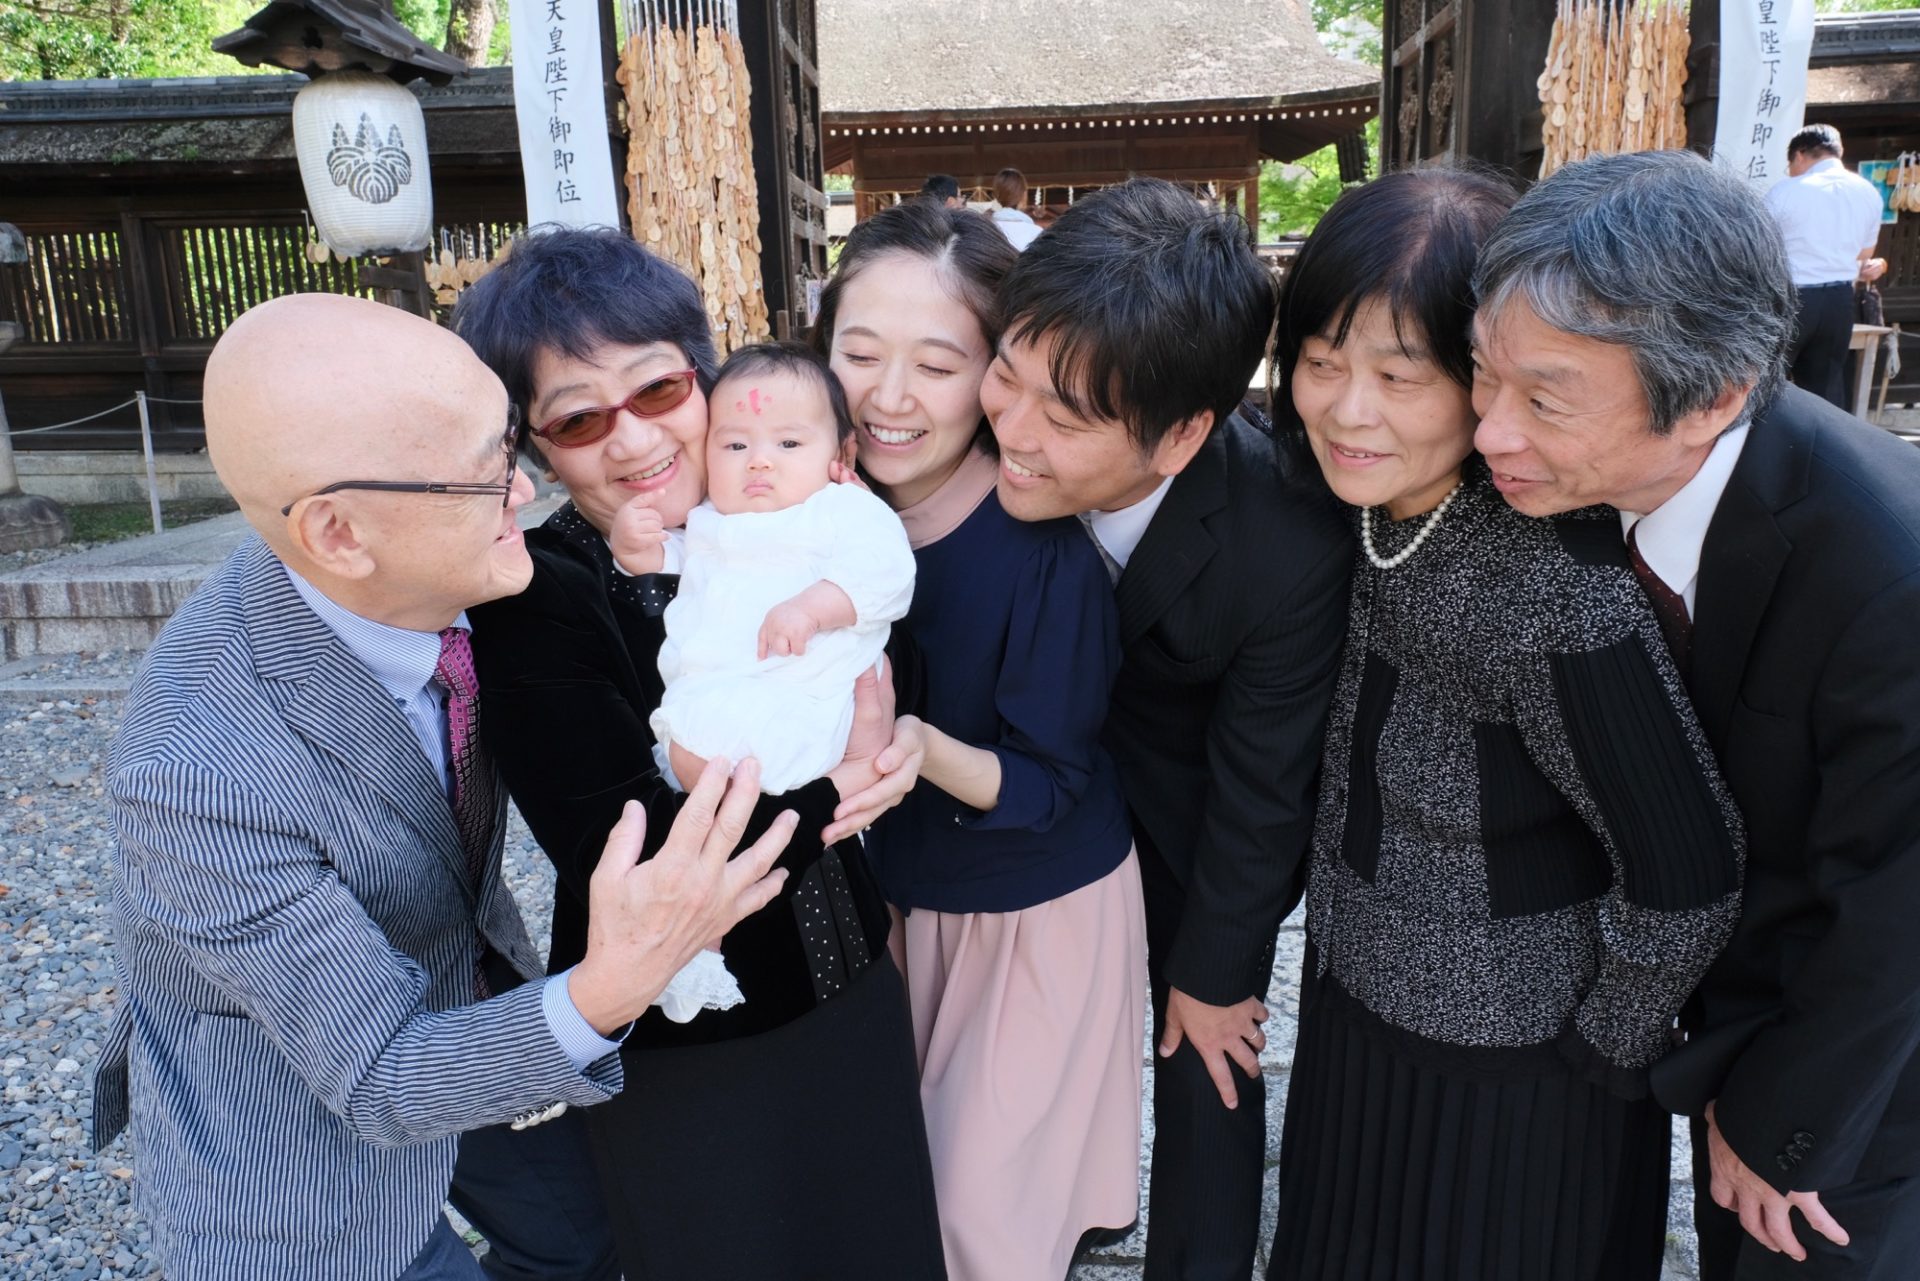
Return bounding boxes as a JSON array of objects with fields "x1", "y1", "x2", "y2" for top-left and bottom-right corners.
[{"x1": 866, "y1": 488, "x2": 1132, "y2": 914}]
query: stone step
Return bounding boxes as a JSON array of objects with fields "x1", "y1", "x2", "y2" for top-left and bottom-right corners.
[
  {"x1": 0, "y1": 512, "x2": 254, "y2": 660},
  {"x1": 0, "y1": 496, "x2": 565, "y2": 660}
]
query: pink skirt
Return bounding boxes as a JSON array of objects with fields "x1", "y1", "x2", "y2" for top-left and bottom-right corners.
[{"x1": 890, "y1": 851, "x2": 1148, "y2": 1281}]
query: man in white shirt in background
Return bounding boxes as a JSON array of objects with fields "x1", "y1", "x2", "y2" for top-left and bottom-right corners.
[
  {"x1": 1764, "y1": 123, "x2": 1888, "y2": 409},
  {"x1": 989, "y1": 167, "x2": 1044, "y2": 251}
]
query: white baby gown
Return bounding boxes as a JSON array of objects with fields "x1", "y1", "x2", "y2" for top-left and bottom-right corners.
[
  {"x1": 646, "y1": 482, "x2": 913, "y2": 1022},
  {"x1": 652, "y1": 481, "x2": 916, "y2": 795}
]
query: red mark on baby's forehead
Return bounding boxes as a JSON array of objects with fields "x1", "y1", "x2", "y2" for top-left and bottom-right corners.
[{"x1": 727, "y1": 386, "x2": 774, "y2": 415}]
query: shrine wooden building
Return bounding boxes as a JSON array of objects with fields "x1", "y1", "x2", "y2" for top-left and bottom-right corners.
[
  {"x1": 816, "y1": 0, "x2": 1379, "y2": 225},
  {"x1": 1382, "y1": 2, "x2": 1919, "y2": 406}
]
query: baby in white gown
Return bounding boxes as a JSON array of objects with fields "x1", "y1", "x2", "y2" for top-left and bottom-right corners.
[{"x1": 608, "y1": 341, "x2": 915, "y2": 1022}]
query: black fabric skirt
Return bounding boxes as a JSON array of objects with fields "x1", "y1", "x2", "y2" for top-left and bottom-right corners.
[
  {"x1": 580, "y1": 951, "x2": 947, "y2": 1281},
  {"x1": 1268, "y1": 965, "x2": 1670, "y2": 1281}
]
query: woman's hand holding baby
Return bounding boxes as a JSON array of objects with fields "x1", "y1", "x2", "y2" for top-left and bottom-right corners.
[{"x1": 609, "y1": 496, "x2": 669, "y2": 575}]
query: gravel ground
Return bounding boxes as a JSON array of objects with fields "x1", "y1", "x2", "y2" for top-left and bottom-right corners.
[
  {"x1": 0, "y1": 540, "x2": 111, "y2": 577},
  {"x1": 0, "y1": 665, "x2": 1699, "y2": 1280},
  {"x1": 0, "y1": 683, "x2": 559, "y2": 1280}
]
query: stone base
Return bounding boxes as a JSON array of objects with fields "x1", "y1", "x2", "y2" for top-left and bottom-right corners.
[
  {"x1": 0, "y1": 491, "x2": 70, "y2": 554},
  {"x1": 14, "y1": 450, "x2": 228, "y2": 506}
]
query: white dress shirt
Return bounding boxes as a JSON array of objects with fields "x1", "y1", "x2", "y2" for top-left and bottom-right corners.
[
  {"x1": 284, "y1": 565, "x2": 621, "y2": 1071},
  {"x1": 1764, "y1": 158, "x2": 1884, "y2": 287},
  {"x1": 1084, "y1": 475, "x2": 1175, "y2": 575},
  {"x1": 990, "y1": 206, "x2": 1044, "y2": 251},
  {"x1": 1617, "y1": 423, "x2": 1750, "y2": 619}
]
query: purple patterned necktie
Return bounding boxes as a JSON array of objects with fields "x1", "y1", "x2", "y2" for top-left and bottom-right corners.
[{"x1": 435, "y1": 627, "x2": 497, "y2": 996}]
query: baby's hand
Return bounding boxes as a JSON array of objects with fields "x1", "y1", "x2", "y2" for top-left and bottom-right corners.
[
  {"x1": 667, "y1": 740, "x2": 709, "y2": 792},
  {"x1": 828, "y1": 459, "x2": 871, "y2": 492},
  {"x1": 758, "y1": 600, "x2": 822, "y2": 660},
  {"x1": 609, "y1": 497, "x2": 667, "y2": 575}
]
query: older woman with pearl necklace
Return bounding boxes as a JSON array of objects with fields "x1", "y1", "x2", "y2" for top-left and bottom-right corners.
[{"x1": 1265, "y1": 168, "x2": 1745, "y2": 1280}]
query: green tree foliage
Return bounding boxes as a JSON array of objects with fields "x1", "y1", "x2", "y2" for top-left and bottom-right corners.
[
  {"x1": 0, "y1": 0, "x2": 240, "y2": 80},
  {"x1": 0, "y1": 0, "x2": 508, "y2": 81},
  {"x1": 1248, "y1": 0, "x2": 1385, "y2": 239},
  {"x1": 1311, "y1": 0, "x2": 1384, "y2": 66}
]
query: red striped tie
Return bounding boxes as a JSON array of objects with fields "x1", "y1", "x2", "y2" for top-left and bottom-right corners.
[{"x1": 435, "y1": 627, "x2": 497, "y2": 996}]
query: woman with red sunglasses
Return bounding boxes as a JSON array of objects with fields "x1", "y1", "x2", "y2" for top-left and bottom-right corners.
[{"x1": 456, "y1": 227, "x2": 946, "y2": 1281}]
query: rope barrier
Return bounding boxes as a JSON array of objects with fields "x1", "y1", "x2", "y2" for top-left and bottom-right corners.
[
  {"x1": 6, "y1": 398, "x2": 139, "y2": 434},
  {"x1": 3, "y1": 394, "x2": 204, "y2": 435}
]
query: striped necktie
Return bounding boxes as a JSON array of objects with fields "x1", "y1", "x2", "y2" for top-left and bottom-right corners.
[
  {"x1": 1077, "y1": 512, "x2": 1123, "y2": 585},
  {"x1": 434, "y1": 627, "x2": 497, "y2": 996}
]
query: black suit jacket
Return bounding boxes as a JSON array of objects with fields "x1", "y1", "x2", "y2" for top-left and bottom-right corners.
[
  {"x1": 1650, "y1": 386, "x2": 1920, "y2": 1192},
  {"x1": 1102, "y1": 408, "x2": 1354, "y2": 1005}
]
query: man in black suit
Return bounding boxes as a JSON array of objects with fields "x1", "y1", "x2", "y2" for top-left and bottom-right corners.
[
  {"x1": 984, "y1": 177, "x2": 1352, "y2": 1279},
  {"x1": 1470, "y1": 149, "x2": 1920, "y2": 1280}
]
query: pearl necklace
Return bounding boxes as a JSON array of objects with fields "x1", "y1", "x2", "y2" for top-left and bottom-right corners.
[{"x1": 1361, "y1": 480, "x2": 1463, "y2": 570}]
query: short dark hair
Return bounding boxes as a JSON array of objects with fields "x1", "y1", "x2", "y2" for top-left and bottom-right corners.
[
  {"x1": 995, "y1": 177, "x2": 1273, "y2": 453},
  {"x1": 1275, "y1": 167, "x2": 1517, "y2": 408},
  {"x1": 992, "y1": 168, "x2": 1027, "y2": 208},
  {"x1": 1787, "y1": 123, "x2": 1843, "y2": 161},
  {"x1": 811, "y1": 199, "x2": 1019, "y2": 452},
  {"x1": 920, "y1": 174, "x2": 961, "y2": 202},
  {"x1": 711, "y1": 341, "x2": 855, "y2": 444},
  {"x1": 452, "y1": 225, "x2": 721, "y2": 422}
]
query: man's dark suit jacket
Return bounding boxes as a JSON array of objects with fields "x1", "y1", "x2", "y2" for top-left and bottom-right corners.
[
  {"x1": 1103, "y1": 408, "x2": 1353, "y2": 1005},
  {"x1": 1651, "y1": 384, "x2": 1920, "y2": 1194}
]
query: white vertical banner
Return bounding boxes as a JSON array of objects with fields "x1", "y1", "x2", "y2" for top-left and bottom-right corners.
[
  {"x1": 508, "y1": 0, "x2": 622, "y2": 230},
  {"x1": 1713, "y1": 0, "x2": 1816, "y2": 193}
]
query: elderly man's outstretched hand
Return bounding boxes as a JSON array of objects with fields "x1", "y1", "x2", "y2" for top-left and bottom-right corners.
[{"x1": 568, "y1": 757, "x2": 793, "y2": 1035}]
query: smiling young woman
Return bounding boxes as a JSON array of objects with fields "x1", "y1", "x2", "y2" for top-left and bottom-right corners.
[{"x1": 816, "y1": 199, "x2": 1151, "y2": 1281}]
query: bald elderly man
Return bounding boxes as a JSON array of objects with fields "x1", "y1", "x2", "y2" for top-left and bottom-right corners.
[{"x1": 88, "y1": 294, "x2": 837, "y2": 1281}]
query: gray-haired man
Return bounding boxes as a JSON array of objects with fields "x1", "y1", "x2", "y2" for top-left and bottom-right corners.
[{"x1": 1469, "y1": 149, "x2": 1920, "y2": 1279}]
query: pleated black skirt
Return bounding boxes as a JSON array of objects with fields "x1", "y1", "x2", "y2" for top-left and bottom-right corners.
[
  {"x1": 580, "y1": 953, "x2": 947, "y2": 1280},
  {"x1": 1268, "y1": 965, "x2": 1670, "y2": 1281}
]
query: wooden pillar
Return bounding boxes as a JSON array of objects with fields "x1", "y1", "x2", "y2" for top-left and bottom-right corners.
[
  {"x1": 737, "y1": 0, "x2": 828, "y2": 336},
  {"x1": 1686, "y1": 0, "x2": 1722, "y2": 154},
  {"x1": 1244, "y1": 176, "x2": 1260, "y2": 238}
]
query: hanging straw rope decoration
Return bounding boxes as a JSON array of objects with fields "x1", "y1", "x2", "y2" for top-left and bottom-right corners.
[
  {"x1": 1891, "y1": 151, "x2": 1920, "y2": 215},
  {"x1": 1538, "y1": 0, "x2": 1691, "y2": 178},
  {"x1": 617, "y1": 0, "x2": 770, "y2": 353}
]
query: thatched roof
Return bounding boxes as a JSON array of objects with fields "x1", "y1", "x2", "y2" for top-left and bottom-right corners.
[{"x1": 817, "y1": 0, "x2": 1377, "y2": 119}]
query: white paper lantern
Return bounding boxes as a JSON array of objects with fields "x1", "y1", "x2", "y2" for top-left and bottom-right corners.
[{"x1": 292, "y1": 71, "x2": 434, "y2": 258}]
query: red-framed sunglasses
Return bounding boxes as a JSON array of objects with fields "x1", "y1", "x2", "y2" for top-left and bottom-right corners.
[{"x1": 531, "y1": 369, "x2": 699, "y2": 449}]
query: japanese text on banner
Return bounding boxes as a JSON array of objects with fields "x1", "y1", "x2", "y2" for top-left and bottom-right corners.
[
  {"x1": 1712, "y1": 0, "x2": 1814, "y2": 192},
  {"x1": 508, "y1": 0, "x2": 622, "y2": 229}
]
